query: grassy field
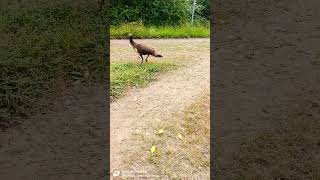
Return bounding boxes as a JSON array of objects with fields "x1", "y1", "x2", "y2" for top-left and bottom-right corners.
[
  {"x1": 110, "y1": 22, "x2": 210, "y2": 39},
  {"x1": 0, "y1": 1, "x2": 107, "y2": 127},
  {"x1": 121, "y1": 92, "x2": 210, "y2": 178},
  {"x1": 110, "y1": 61, "x2": 176, "y2": 99}
]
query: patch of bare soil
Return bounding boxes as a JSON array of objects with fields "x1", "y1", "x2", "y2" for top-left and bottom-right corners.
[
  {"x1": 0, "y1": 84, "x2": 108, "y2": 180},
  {"x1": 118, "y1": 92, "x2": 210, "y2": 179},
  {"x1": 110, "y1": 38, "x2": 210, "y2": 178},
  {"x1": 212, "y1": 0, "x2": 320, "y2": 179},
  {"x1": 110, "y1": 38, "x2": 209, "y2": 64}
]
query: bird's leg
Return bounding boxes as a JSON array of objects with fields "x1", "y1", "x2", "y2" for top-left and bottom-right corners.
[
  {"x1": 145, "y1": 55, "x2": 149, "y2": 62},
  {"x1": 140, "y1": 54, "x2": 144, "y2": 64}
]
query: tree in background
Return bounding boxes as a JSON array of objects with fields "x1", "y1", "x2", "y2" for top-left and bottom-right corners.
[{"x1": 195, "y1": 0, "x2": 209, "y2": 21}]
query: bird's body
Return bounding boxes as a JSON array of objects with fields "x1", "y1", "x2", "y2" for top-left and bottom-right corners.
[{"x1": 129, "y1": 35, "x2": 163, "y2": 63}]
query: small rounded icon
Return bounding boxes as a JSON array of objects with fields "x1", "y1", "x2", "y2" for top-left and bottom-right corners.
[{"x1": 113, "y1": 170, "x2": 120, "y2": 177}]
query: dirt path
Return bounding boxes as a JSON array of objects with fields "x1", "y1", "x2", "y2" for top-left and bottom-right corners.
[
  {"x1": 0, "y1": 85, "x2": 108, "y2": 180},
  {"x1": 110, "y1": 39, "x2": 210, "y2": 175},
  {"x1": 212, "y1": 0, "x2": 320, "y2": 178}
]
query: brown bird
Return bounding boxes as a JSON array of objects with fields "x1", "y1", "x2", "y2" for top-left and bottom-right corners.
[{"x1": 129, "y1": 34, "x2": 163, "y2": 64}]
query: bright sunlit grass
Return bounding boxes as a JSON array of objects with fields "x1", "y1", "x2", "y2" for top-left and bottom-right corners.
[
  {"x1": 110, "y1": 61, "x2": 176, "y2": 99},
  {"x1": 111, "y1": 22, "x2": 210, "y2": 39}
]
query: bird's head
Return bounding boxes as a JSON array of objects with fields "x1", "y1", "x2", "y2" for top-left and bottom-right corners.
[{"x1": 128, "y1": 33, "x2": 133, "y2": 38}]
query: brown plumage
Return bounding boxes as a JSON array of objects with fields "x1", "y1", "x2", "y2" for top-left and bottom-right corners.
[{"x1": 129, "y1": 34, "x2": 163, "y2": 63}]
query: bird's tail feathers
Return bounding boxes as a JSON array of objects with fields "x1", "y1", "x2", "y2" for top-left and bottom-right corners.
[{"x1": 153, "y1": 53, "x2": 163, "y2": 57}]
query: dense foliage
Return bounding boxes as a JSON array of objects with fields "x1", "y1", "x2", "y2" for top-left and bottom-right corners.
[
  {"x1": 111, "y1": 0, "x2": 209, "y2": 26},
  {"x1": 195, "y1": 0, "x2": 210, "y2": 21}
]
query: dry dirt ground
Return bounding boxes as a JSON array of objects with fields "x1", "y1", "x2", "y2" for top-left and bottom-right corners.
[
  {"x1": 0, "y1": 85, "x2": 108, "y2": 180},
  {"x1": 213, "y1": 0, "x2": 320, "y2": 179},
  {"x1": 110, "y1": 38, "x2": 210, "y2": 178}
]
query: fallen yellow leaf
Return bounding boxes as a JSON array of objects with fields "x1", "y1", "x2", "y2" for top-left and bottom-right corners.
[
  {"x1": 158, "y1": 129, "x2": 164, "y2": 134},
  {"x1": 178, "y1": 134, "x2": 183, "y2": 139},
  {"x1": 150, "y1": 145, "x2": 157, "y2": 154}
]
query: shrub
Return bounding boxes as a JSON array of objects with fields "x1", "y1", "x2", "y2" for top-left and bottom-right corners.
[{"x1": 111, "y1": 0, "x2": 209, "y2": 26}]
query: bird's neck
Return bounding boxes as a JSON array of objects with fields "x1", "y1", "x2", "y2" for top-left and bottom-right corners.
[{"x1": 129, "y1": 37, "x2": 136, "y2": 47}]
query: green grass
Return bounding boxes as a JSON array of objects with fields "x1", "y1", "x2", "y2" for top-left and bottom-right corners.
[
  {"x1": 110, "y1": 62, "x2": 176, "y2": 99},
  {"x1": 110, "y1": 22, "x2": 210, "y2": 39},
  {"x1": 0, "y1": 1, "x2": 108, "y2": 127}
]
